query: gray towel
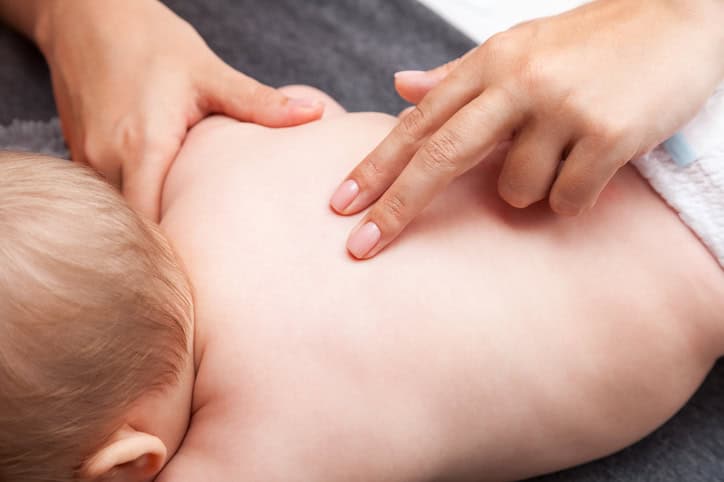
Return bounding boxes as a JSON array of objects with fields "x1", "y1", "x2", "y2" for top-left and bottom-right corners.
[
  {"x1": 0, "y1": 1, "x2": 722, "y2": 480},
  {"x1": 0, "y1": 118, "x2": 67, "y2": 158}
]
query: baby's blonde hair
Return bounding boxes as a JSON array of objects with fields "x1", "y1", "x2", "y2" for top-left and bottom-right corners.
[{"x1": 0, "y1": 152, "x2": 192, "y2": 482}]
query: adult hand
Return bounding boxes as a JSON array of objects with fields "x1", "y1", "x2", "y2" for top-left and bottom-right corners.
[
  {"x1": 33, "y1": 0, "x2": 323, "y2": 220},
  {"x1": 330, "y1": 0, "x2": 724, "y2": 259}
]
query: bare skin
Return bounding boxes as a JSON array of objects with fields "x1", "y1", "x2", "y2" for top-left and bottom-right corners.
[
  {"x1": 154, "y1": 88, "x2": 724, "y2": 481},
  {"x1": 332, "y1": 0, "x2": 724, "y2": 259},
  {"x1": 0, "y1": 0, "x2": 323, "y2": 221}
]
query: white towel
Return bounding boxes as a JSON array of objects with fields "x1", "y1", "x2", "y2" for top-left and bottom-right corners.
[{"x1": 632, "y1": 83, "x2": 724, "y2": 268}]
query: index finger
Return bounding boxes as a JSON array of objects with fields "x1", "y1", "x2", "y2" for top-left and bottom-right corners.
[
  {"x1": 330, "y1": 56, "x2": 486, "y2": 216},
  {"x1": 346, "y1": 87, "x2": 523, "y2": 260}
]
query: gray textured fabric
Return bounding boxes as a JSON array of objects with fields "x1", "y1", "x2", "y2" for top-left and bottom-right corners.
[
  {"x1": 0, "y1": 1, "x2": 722, "y2": 480},
  {"x1": 0, "y1": 0, "x2": 473, "y2": 123},
  {"x1": 0, "y1": 118, "x2": 67, "y2": 158},
  {"x1": 0, "y1": 28, "x2": 55, "y2": 123}
]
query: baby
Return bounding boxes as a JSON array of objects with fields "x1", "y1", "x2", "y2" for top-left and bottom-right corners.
[
  {"x1": 1, "y1": 86, "x2": 723, "y2": 482},
  {"x1": 0, "y1": 152, "x2": 193, "y2": 481}
]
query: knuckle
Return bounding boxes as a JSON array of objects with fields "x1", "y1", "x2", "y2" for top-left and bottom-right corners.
[
  {"x1": 587, "y1": 118, "x2": 627, "y2": 145},
  {"x1": 484, "y1": 31, "x2": 519, "y2": 61},
  {"x1": 518, "y1": 57, "x2": 556, "y2": 94},
  {"x1": 114, "y1": 119, "x2": 146, "y2": 161},
  {"x1": 81, "y1": 136, "x2": 103, "y2": 166},
  {"x1": 124, "y1": 124, "x2": 175, "y2": 164},
  {"x1": 471, "y1": 85, "x2": 518, "y2": 123},
  {"x1": 566, "y1": 104, "x2": 628, "y2": 146},
  {"x1": 420, "y1": 132, "x2": 461, "y2": 174},
  {"x1": 399, "y1": 105, "x2": 429, "y2": 141},
  {"x1": 378, "y1": 192, "x2": 409, "y2": 226},
  {"x1": 357, "y1": 156, "x2": 386, "y2": 187}
]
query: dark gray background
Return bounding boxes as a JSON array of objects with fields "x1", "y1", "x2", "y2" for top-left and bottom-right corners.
[{"x1": 0, "y1": 0, "x2": 721, "y2": 480}]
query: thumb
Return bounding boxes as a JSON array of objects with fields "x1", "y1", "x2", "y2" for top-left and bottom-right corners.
[
  {"x1": 202, "y1": 63, "x2": 324, "y2": 127},
  {"x1": 394, "y1": 51, "x2": 472, "y2": 104}
]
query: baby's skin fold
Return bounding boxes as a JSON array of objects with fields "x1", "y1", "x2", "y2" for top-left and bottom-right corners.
[{"x1": 156, "y1": 103, "x2": 724, "y2": 481}]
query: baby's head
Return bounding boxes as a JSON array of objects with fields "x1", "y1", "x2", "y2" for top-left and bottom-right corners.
[{"x1": 0, "y1": 152, "x2": 194, "y2": 481}]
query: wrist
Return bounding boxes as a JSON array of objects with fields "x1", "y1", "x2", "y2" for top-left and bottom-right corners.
[
  {"x1": 664, "y1": 0, "x2": 724, "y2": 77},
  {"x1": 27, "y1": 2, "x2": 55, "y2": 55},
  {"x1": 698, "y1": 0, "x2": 724, "y2": 78},
  {"x1": 32, "y1": 1, "x2": 90, "y2": 58},
  {"x1": 668, "y1": 0, "x2": 724, "y2": 37},
  {"x1": 0, "y1": 0, "x2": 52, "y2": 46},
  {"x1": 0, "y1": 0, "x2": 78, "y2": 57},
  {"x1": 33, "y1": 1, "x2": 171, "y2": 60}
]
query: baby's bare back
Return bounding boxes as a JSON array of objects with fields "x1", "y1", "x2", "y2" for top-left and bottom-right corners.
[{"x1": 159, "y1": 114, "x2": 724, "y2": 481}]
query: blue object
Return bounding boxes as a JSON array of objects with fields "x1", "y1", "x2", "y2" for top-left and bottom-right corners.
[{"x1": 664, "y1": 133, "x2": 698, "y2": 167}]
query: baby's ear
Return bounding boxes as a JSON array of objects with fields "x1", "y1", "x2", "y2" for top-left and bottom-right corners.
[{"x1": 81, "y1": 424, "x2": 167, "y2": 482}]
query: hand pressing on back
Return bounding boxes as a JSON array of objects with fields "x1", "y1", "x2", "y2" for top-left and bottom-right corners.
[
  {"x1": 330, "y1": 0, "x2": 724, "y2": 259},
  {"x1": 0, "y1": 0, "x2": 324, "y2": 220}
]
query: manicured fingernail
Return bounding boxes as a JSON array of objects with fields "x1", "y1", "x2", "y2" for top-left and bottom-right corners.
[
  {"x1": 347, "y1": 222, "x2": 381, "y2": 259},
  {"x1": 288, "y1": 97, "x2": 323, "y2": 111},
  {"x1": 394, "y1": 70, "x2": 427, "y2": 81},
  {"x1": 330, "y1": 180, "x2": 360, "y2": 213}
]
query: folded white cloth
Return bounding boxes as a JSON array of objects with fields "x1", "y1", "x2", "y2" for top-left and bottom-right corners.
[{"x1": 632, "y1": 83, "x2": 724, "y2": 268}]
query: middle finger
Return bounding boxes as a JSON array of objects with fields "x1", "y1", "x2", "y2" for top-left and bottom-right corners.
[{"x1": 330, "y1": 56, "x2": 489, "y2": 215}]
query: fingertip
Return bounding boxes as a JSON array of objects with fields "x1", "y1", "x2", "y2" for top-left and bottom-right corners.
[
  {"x1": 341, "y1": 193, "x2": 376, "y2": 216},
  {"x1": 346, "y1": 221, "x2": 382, "y2": 260},
  {"x1": 271, "y1": 97, "x2": 325, "y2": 127},
  {"x1": 394, "y1": 63, "x2": 455, "y2": 104},
  {"x1": 394, "y1": 74, "x2": 431, "y2": 105},
  {"x1": 208, "y1": 69, "x2": 325, "y2": 127},
  {"x1": 394, "y1": 70, "x2": 428, "y2": 82},
  {"x1": 330, "y1": 179, "x2": 360, "y2": 215},
  {"x1": 499, "y1": 187, "x2": 535, "y2": 210},
  {"x1": 287, "y1": 97, "x2": 325, "y2": 115},
  {"x1": 549, "y1": 194, "x2": 584, "y2": 216}
]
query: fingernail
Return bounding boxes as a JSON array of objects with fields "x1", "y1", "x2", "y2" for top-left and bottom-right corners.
[
  {"x1": 394, "y1": 70, "x2": 428, "y2": 81},
  {"x1": 347, "y1": 222, "x2": 381, "y2": 259},
  {"x1": 288, "y1": 97, "x2": 323, "y2": 111},
  {"x1": 330, "y1": 180, "x2": 360, "y2": 213}
]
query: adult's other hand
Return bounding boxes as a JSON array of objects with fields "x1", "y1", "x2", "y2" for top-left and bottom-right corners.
[
  {"x1": 0, "y1": 0, "x2": 324, "y2": 220},
  {"x1": 330, "y1": 0, "x2": 724, "y2": 259}
]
